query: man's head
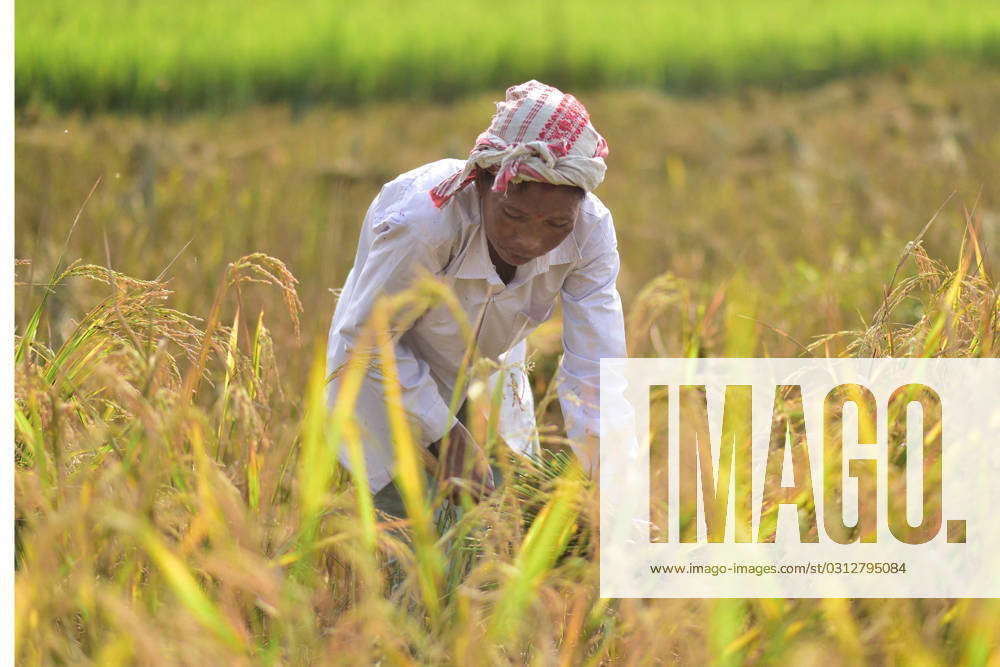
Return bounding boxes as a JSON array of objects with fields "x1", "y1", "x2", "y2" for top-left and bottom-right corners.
[
  {"x1": 430, "y1": 80, "x2": 609, "y2": 215},
  {"x1": 475, "y1": 168, "x2": 585, "y2": 266}
]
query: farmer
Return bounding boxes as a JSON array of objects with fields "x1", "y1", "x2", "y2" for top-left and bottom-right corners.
[{"x1": 326, "y1": 80, "x2": 626, "y2": 518}]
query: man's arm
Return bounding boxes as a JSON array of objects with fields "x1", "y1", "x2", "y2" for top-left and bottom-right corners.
[
  {"x1": 328, "y1": 191, "x2": 495, "y2": 498},
  {"x1": 557, "y1": 212, "x2": 627, "y2": 476},
  {"x1": 327, "y1": 195, "x2": 458, "y2": 457}
]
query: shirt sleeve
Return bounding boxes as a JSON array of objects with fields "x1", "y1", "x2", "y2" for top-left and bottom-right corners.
[
  {"x1": 557, "y1": 210, "x2": 627, "y2": 476},
  {"x1": 327, "y1": 187, "x2": 457, "y2": 450}
]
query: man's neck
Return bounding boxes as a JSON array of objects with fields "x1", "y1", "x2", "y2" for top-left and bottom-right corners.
[{"x1": 487, "y1": 240, "x2": 516, "y2": 285}]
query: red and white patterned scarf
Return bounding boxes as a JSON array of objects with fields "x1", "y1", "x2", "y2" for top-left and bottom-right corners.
[{"x1": 429, "y1": 80, "x2": 609, "y2": 208}]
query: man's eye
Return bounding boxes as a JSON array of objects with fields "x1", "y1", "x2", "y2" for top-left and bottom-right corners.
[
  {"x1": 548, "y1": 219, "x2": 572, "y2": 228},
  {"x1": 503, "y1": 208, "x2": 524, "y2": 219}
]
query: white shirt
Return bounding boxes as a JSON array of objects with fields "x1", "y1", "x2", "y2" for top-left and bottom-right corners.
[{"x1": 326, "y1": 158, "x2": 626, "y2": 494}]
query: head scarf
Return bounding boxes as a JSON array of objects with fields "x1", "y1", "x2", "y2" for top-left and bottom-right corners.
[{"x1": 429, "y1": 80, "x2": 609, "y2": 208}]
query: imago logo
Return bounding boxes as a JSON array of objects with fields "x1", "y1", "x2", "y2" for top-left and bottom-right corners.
[
  {"x1": 649, "y1": 383, "x2": 958, "y2": 546},
  {"x1": 599, "y1": 359, "x2": 1000, "y2": 598}
]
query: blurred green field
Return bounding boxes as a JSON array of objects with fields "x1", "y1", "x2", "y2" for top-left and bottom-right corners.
[
  {"x1": 14, "y1": 63, "x2": 1000, "y2": 662},
  {"x1": 16, "y1": 0, "x2": 1000, "y2": 111}
]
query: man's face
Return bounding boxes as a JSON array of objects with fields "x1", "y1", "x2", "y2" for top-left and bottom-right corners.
[{"x1": 477, "y1": 174, "x2": 584, "y2": 267}]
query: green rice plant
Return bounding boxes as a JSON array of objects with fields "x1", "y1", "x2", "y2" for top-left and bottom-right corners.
[{"x1": 488, "y1": 466, "x2": 585, "y2": 646}]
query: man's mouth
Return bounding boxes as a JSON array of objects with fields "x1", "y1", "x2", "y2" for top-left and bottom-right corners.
[{"x1": 501, "y1": 245, "x2": 533, "y2": 264}]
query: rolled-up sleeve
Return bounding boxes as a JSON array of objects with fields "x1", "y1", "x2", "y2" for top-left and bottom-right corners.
[
  {"x1": 557, "y1": 210, "x2": 627, "y2": 475},
  {"x1": 327, "y1": 188, "x2": 456, "y2": 490}
]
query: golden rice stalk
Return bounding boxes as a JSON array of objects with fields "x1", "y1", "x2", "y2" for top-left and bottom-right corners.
[
  {"x1": 181, "y1": 253, "x2": 303, "y2": 404},
  {"x1": 489, "y1": 463, "x2": 583, "y2": 643}
]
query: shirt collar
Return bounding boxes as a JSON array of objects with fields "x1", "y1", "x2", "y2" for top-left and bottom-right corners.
[{"x1": 452, "y1": 186, "x2": 583, "y2": 284}]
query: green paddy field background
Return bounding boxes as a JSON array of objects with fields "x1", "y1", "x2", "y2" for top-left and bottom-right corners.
[
  {"x1": 13, "y1": 2, "x2": 1000, "y2": 664},
  {"x1": 16, "y1": 0, "x2": 1000, "y2": 110}
]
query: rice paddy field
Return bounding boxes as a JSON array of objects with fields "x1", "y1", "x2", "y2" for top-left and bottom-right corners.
[
  {"x1": 16, "y1": 0, "x2": 1000, "y2": 111},
  {"x1": 12, "y1": 4, "x2": 1000, "y2": 664}
]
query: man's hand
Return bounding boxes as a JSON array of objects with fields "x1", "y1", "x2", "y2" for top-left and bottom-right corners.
[{"x1": 434, "y1": 422, "x2": 495, "y2": 503}]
